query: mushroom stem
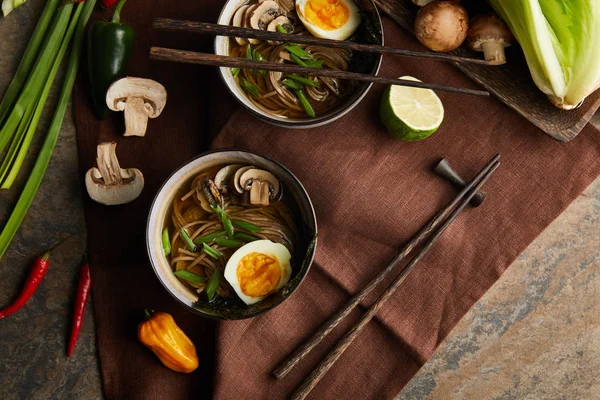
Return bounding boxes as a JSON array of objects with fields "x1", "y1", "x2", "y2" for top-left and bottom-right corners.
[
  {"x1": 96, "y1": 142, "x2": 123, "y2": 185},
  {"x1": 123, "y1": 97, "x2": 151, "y2": 137},
  {"x1": 481, "y1": 41, "x2": 506, "y2": 64}
]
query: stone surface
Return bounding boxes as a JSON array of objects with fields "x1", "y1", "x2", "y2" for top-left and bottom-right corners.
[{"x1": 0, "y1": 1, "x2": 599, "y2": 399}]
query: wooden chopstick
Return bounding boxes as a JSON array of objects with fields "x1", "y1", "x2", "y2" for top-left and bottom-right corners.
[
  {"x1": 289, "y1": 157, "x2": 501, "y2": 400},
  {"x1": 153, "y1": 19, "x2": 496, "y2": 66},
  {"x1": 273, "y1": 153, "x2": 501, "y2": 380},
  {"x1": 150, "y1": 47, "x2": 489, "y2": 97}
]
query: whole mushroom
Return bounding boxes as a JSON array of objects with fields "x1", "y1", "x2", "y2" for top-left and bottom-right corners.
[
  {"x1": 85, "y1": 142, "x2": 144, "y2": 206},
  {"x1": 414, "y1": 1, "x2": 469, "y2": 52},
  {"x1": 106, "y1": 77, "x2": 167, "y2": 137},
  {"x1": 467, "y1": 13, "x2": 514, "y2": 65}
]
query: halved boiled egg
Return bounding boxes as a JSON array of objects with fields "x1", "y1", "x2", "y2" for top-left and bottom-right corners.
[
  {"x1": 224, "y1": 240, "x2": 292, "y2": 305},
  {"x1": 296, "y1": 0, "x2": 361, "y2": 41}
]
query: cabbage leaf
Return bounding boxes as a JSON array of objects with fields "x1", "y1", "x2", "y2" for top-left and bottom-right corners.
[{"x1": 488, "y1": 0, "x2": 600, "y2": 109}]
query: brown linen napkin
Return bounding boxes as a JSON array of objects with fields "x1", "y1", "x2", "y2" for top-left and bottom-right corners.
[
  {"x1": 209, "y1": 19, "x2": 600, "y2": 400},
  {"x1": 72, "y1": 1, "x2": 600, "y2": 400}
]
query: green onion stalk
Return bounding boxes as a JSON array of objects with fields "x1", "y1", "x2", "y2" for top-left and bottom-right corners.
[
  {"x1": 0, "y1": 0, "x2": 60, "y2": 123},
  {"x1": 0, "y1": 1, "x2": 74, "y2": 154},
  {"x1": 1, "y1": 2, "x2": 84, "y2": 189},
  {"x1": 0, "y1": 0, "x2": 97, "y2": 259}
]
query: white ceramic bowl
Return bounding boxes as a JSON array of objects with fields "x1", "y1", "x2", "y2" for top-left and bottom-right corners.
[
  {"x1": 215, "y1": 0, "x2": 384, "y2": 128},
  {"x1": 147, "y1": 150, "x2": 318, "y2": 319}
]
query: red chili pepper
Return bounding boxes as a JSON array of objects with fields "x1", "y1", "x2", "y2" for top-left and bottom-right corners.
[
  {"x1": 101, "y1": 0, "x2": 118, "y2": 8},
  {"x1": 0, "y1": 251, "x2": 52, "y2": 319},
  {"x1": 67, "y1": 254, "x2": 92, "y2": 357}
]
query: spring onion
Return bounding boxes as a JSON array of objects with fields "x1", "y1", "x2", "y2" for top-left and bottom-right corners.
[
  {"x1": 233, "y1": 232, "x2": 261, "y2": 242},
  {"x1": 0, "y1": 2, "x2": 74, "y2": 155},
  {"x1": 180, "y1": 228, "x2": 197, "y2": 252},
  {"x1": 0, "y1": 0, "x2": 96, "y2": 260},
  {"x1": 193, "y1": 230, "x2": 226, "y2": 245},
  {"x1": 240, "y1": 77, "x2": 260, "y2": 98},
  {"x1": 489, "y1": 0, "x2": 600, "y2": 109},
  {"x1": 211, "y1": 205, "x2": 235, "y2": 238},
  {"x1": 162, "y1": 228, "x2": 171, "y2": 256},
  {"x1": 214, "y1": 237, "x2": 244, "y2": 248},
  {"x1": 2, "y1": 2, "x2": 83, "y2": 189},
  {"x1": 0, "y1": 0, "x2": 60, "y2": 124},
  {"x1": 231, "y1": 220, "x2": 262, "y2": 233},
  {"x1": 202, "y1": 243, "x2": 222, "y2": 260},
  {"x1": 287, "y1": 74, "x2": 320, "y2": 87},
  {"x1": 206, "y1": 270, "x2": 220, "y2": 301},
  {"x1": 281, "y1": 78, "x2": 304, "y2": 90},
  {"x1": 276, "y1": 24, "x2": 288, "y2": 34},
  {"x1": 295, "y1": 89, "x2": 316, "y2": 118},
  {"x1": 174, "y1": 270, "x2": 206, "y2": 284},
  {"x1": 245, "y1": 44, "x2": 266, "y2": 75},
  {"x1": 303, "y1": 59, "x2": 325, "y2": 68},
  {"x1": 284, "y1": 44, "x2": 313, "y2": 60},
  {"x1": 231, "y1": 67, "x2": 240, "y2": 78},
  {"x1": 290, "y1": 53, "x2": 308, "y2": 67}
]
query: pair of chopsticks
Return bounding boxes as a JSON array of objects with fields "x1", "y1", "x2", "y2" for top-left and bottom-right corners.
[
  {"x1": 151, "y1": 19, "x2": 490, "y2": 97},
  {"x1": 274, "y1": 154, "x2": 501, "y2": 400}
]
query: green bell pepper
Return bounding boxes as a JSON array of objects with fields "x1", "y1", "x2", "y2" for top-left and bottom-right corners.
[{"x1": 87, "y1": 0, "x2": 135, "y2": 119}]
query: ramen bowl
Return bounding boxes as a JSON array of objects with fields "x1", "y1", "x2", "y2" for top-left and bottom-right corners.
[
  {"x1": 147, "y1": 150, "x2": 317, "y2": 320},
  {"x1": 215, "y1": 0, "x2": 384, "y2": 128}
]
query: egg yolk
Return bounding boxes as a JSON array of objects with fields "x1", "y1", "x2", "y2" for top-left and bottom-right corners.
[
  {"x1": 301, "y1": 0, "x2": 350, "y2": 31},
  {"x1": 237, "y1": 252, "x2": 282, "y2": 297}
]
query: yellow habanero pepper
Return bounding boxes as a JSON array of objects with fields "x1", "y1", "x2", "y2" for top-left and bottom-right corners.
[{"x1": 138, "y1": 310, "x2": 198, "y2": 373}]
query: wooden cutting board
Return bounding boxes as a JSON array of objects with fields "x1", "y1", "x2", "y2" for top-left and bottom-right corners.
[{"x1": 375, "y1": 0, "x2": 600, "y2": 142}]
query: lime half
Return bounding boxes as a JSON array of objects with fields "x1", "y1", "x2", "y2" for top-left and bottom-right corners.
[{"x1": 380, "y1": 76, "x2": 444, "y2": 141}]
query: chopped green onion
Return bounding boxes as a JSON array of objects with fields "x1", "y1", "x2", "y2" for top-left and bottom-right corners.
[
  {"x1": 174, "y1": 270, "x2": 206, "y2": 284},
  {"x1": 233, "y1": 232, "x2": 261, "y2": 242},
  {"x1": 290, "y1": 53, "x2": 308, "y2": 67},
  {"x1": 180, "y1": 228, "x2": 197, "y2": 252},
  {"x1": 193, "y1": 230, "x2": 226, "y2": 245},
  {"x1": 162, "y1": 228, "x2": 171, "y2": 256},
  {"x1": 202, "y1": 242, "x2": 222, "y2": 260},
  {"x1": 287, "y1": 74, "x2": 320, "y2": 87},
  {"x1": 215, "y1": 237, "x2": 244, "y2": 248},
  {"x1": 284, "y1": 44, "x2": 313, "y2": 60},
  {"x1": 245, "y1": 44, "x2": 266, "y2": 75},
  {"x1": 0, "y1": 0, "x2": 96, "y2": 259},
  {"x1": 295, "y1": 89, "x2": 316, "y2": 118},
  {"x1": 303, "y1": 59, "x2": 325, "y2": 68},
  {"x1": 281, "y1": 78, "x2": 304, "y2": 90},
  {"x1": 231, "y1": 67, "x2": 240, "y2": 78},
  {"x1": 240, "y1": 77, "x2": 260, "y2": 98},
  {"x1": 276, "y1": 24, "x2": 288, "y2": 34},
  {"x1": 245, "y1": 43, "x2": 254, "y2": 59},
  {"x1": 206, "y1": 270, "x2": 220, "y2": 302},
  {"x1": 232, "y1": 220, "x2": 262, "y2": 233},
  {"x1": 211, "y1": 205, "x2": 235, "y2": 238}
]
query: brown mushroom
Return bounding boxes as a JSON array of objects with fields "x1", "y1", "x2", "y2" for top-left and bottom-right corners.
[
  {"x1": 85, "y1": 142, "x2": 144, "y2": 206},
  {"x1": 249, "y1": 0, "x2": 280, "y2": 31},
  {"x1": 232, "y1": 5, "x2": 250, "y2": 45},
  {"x1": 414, "y1": 1, "x2": 469, "y2": 52},
  {"x1": 467, "y1": 13, "x2": 514, "y2": 65},
  {"x1": 106, "y1": 77, "x2": 167, "y2": 137},
  {"x1": 238, "y1": 169, "x2": 280, "y2": 206},
  {"x1": 214, "y1": 164, "x2": 243, "y2": 194},
  {"x1": 232, "y1": 166, "x2": 254, "y2": 195},
  {"x1": 267, "y1": 15, "x2": 293, "y2": 44}
]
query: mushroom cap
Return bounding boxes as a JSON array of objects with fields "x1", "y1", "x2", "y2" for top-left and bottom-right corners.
[
  {"x1": 106, "y1": 77, "x2": 167, "y2": 118},
  {"x1": 249, "y1": 0, "x2": 280, "y2": 30},
  {"x1": 467, "y1": 13, "x2": 514, "y2": 50},
  {"x1": 414, "y1": 1, "x2": 469, "y2": 52},
  {"x1": 233, "y1": 166, "x2": 254, "y2": 194},
  {"x1": 215, "y1": 164, "x2": 243, "y2": 192},
  {"x1": 239, "y1": 168, "x2": 280, "y2": 199},
  {"x1": 267, "y1": 15, "x2": 293, "y2": 33},
  {"x1": 85, "y1": 167, "x2": 144, "y2": 206}
]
